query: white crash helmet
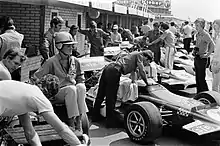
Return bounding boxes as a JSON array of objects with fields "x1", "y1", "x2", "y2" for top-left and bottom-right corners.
[{"x1": 55, "y1": 31, "x2": 77, "y2": 50}]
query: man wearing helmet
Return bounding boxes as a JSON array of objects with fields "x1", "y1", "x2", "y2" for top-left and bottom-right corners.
[
  {"x1": 39, "y1": 16, "x2": 65, "y2": 63},
  {"x1": 0, "y1": 78, "x2": 89, "y2": 146},
  {"x1": 35, "y1": 31, "x2": 88, "y2": 134}
]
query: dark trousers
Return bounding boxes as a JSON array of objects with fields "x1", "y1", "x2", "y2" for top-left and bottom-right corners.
[
  {"x1": 194, "y1": 57, "x2": 209, "y2": 93},
  {"x1": 93, "y1": 63, "x2": 121, "y2": 124},
  {"x1": 183, "y1": 38, "x2": 192, "y2": 53}
]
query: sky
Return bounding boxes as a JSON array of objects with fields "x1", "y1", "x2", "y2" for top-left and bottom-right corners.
[
  {"x1": 91, "y1": 0, "x2": 220, "y2": 22},
  {"x1": 171, "y1": 0, "x2": 220, "y2": 22}
]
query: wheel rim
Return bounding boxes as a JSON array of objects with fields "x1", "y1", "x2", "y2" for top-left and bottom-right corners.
[
  {"x1": 127, "y1": 111, "x2": 146, "y2": 137},
  {"x1": 198, "y1": 98, "x2": 211, "y2": 105}
]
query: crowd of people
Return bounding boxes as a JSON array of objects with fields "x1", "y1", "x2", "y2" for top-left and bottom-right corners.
[{"x1": 1, "y1": 13, "x2": 220, "y2": 146}]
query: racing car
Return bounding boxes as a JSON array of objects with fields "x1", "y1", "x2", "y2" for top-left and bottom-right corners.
[{"x1": 86, "y1": 78, "x2": 220, "y2": 144}]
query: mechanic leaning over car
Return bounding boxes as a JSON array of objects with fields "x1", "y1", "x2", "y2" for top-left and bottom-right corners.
[
  {"x1": 92, "y1": 50, "x2": 154, "y2": 128},
  {"x1": 34, "y1": 31, "x2": 88, "y2": 134}
]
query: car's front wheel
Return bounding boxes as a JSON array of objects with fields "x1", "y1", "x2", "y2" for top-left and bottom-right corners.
[{"x1": 124, "y1": 102, "x2": 162, "y2": 144}]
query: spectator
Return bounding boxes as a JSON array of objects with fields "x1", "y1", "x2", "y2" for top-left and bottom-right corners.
[
  {"x1": 145, "y1": 22, "x2": 163, "y2": 64},
  {"x1": 169, "y1": 22, "x2": 177, "y2": 35},
  {"x1": 193, "y1": 18, "x2": 215, "y2": 93},
  {"x1": 110, "y1": 25, "x2": 122, "y2": 46},
  {"x1": 0, "y1": 16, "x2": 24, "y2": 60},
  {"x1": 182, "y1": 21, "x2": 193, "y2": 53},
  {"x1": 148, "y1": 23, "x2": 176, "y2": 69},
  {"x1": 118, "y1": 27, "x2": 134, "y2": 44},
  {"x1": 209, "y1": 19, "x2": 220, "y2": 92},
  {"x1": 140, "y1": 19, "x2": 151, "y2": 35},
  {"x1": 69, "y1": 25, "x2": 80, "y2": 57},
  {"x1": 40, "y1": 16, "x2": 64, "y2": 62},
  {"x1": 0, "y1": 49, "x2": 26, "y2": 80},
  {"x1": 34, "y1": 32, "x2": 88, "y2": 133},
  {"x1": 131, "y1": 24, "x2": 140, "y2": 37},
  {"x1": 92, "y1": 50, "x2": 154, "y2": 128},
  {"x1": 78, "y1": 21, "x2": 110, "y2": 56},
  {"x1": 0, "y1": 79, "x2": 89, "y2": 146}
]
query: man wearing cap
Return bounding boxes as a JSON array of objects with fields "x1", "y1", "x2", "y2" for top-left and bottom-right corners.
[
  {"x1": 193, "y1": 18, "x2": 214, "y2": 93},
  {"x1": 92, "y1": 50, "x2": 154, "y2": 128},
  {"x1": 40, "y1": 16, "x2": 64, "y2": 63},
  {"x1": 110, "y1": 25, "x2": 122, "y2": 46},
  {"x1": 35, "y1": 31, "x2": 88, "y2": 133},
  {"x1": 78, "y1": 21, "x2": 110, "y2": 57}
]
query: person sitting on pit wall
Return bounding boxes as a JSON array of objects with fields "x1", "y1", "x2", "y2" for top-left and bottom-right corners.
[{"x1": 34, "y1": 31, "x2": 88, "y2": 134}]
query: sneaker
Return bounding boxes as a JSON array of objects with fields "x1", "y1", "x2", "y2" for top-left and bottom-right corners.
[{"x1": 82, "y1": 134, "x2": 90, "y2": 146}]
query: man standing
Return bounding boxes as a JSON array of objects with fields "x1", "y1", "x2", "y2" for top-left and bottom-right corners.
[
  {"x1": 0, "y1": 16, "x2": 24, "y2": 60},
  {"x1": 148, "y1": 23, "x2": 176, "y2": 69},
  {"x1": 182, "y1": 21, "x2": 193, "y2": 53},
  {"x1": 40, "y1": 16, "x2": 64, "y2": 62},
  {"x1": 0, "y1": 49, "x2": 26, "y2": 80},
  {"x1": 92, "y1": 50, "x2": 154, "y2": 128},
  {"x1": 145, "y1": 22, "x2": 163, "y2": 64},
  {"x1": 69, "y1": 25, "x2": 80, "y2": 57},
  {"x1": 193, "y1": 18, "x2": 215, "y2": 93},
  {"x1": 78, "y1": 21, "x2": 110, "y2": 57},
  {"x1": 35, "y1": 32, "x2": 88, "y2": 133}
]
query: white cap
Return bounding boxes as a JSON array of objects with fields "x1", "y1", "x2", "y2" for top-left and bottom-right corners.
[{"x1": 113, "y1": 25, "x2": 118, "y2": 30}]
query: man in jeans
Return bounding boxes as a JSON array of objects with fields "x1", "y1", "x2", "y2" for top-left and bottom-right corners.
[{"x1": 193, "y1": 18, "x2": 215, "y2": 93}]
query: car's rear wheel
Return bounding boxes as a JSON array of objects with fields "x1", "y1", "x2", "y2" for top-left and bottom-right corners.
[
  {"x1": 124, "y1": 102, "x2": 162, "y2": 144},
  {"x1": 194, "y1": 91, "x2": 220, "y2": 105}
]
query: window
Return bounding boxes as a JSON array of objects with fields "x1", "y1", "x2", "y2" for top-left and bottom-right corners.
[
  {"x1": 77, "y1": 13, "x2": 83, "y2": 28},
  {"x1": 51, "y1": 10, "x2": 59, "y2": 20}
]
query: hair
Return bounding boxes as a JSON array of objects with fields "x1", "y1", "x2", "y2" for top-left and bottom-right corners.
[
  {"x1": 3, "y1": 49, "x2": 27, "y2": 62},
  {"x1": 194, "y1": 18, "x2": 206, "y2": 29},
  {"x1": 50, "y1": 16, "x2": 64, "y2": 28},
  {"x1": 153, "y1": 22, "x2": 159, "y2": 27},
  {"x1": 89, "y1": 21, "x2": 97, "y2": 28},
  {"x1": 184, "y1": 21, "x2": 189, "y2": 25},
  {"x1": 160, "y1": 23, "x2": 169, "y2": 30},
  {"x1": 143, "y1": 20, "x2": 148, "y2": 25},
  {"x1": 150, "y1": 18, "x2": 154, "y2": 22},
  {"x1": 70, "y1": 25, "x2": 78, "y2": 31},
  {"x1": 170, "y1": 22, "x2": 175, "y2": 26},
  {"x1": 118, "y1": 27, "x2": 124, "y2": 33},
  {"x1": 142, "y1": 50, "x2": 154, "y2": 62},
  {"x1": 0, "y1": 16, "x2": 14, "y2": 33}
]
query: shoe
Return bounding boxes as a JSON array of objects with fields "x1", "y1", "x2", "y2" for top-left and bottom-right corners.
[{"x1": 82, "y1": 134, "x2": 91, "y2": 146}]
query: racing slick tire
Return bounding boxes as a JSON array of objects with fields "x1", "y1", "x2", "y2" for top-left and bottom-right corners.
[
  {"x1": 124, "y1": 101, "x2": 163, "y2": 144},
  {"x1": 194, "y1": 91, "x2": 220, "y2": 105}
]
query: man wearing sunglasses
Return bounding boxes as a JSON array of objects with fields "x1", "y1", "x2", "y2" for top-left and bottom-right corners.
[{"x1": 0, "y1": 48, "x2": 26, "y2": 80}]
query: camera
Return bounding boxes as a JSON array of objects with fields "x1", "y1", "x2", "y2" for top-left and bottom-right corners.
[{"x1": 192, "y1": 47, "x2": 199, "y2": 57}]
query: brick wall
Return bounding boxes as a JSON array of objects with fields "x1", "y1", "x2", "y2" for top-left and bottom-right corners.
[
  {"x1": 44, "y1": 5, "x2": 87, "y2": 55},
  {"x1": 0, "y1": 2, "x2": 42, "y2": 51}
]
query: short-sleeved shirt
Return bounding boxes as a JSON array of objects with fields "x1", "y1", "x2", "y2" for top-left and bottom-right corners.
[
  {"x1": 196, "y1": 30, "x2": 214, "y2": 56},
  {"x1": 0, "y1": 61, "x2": 11, "y2": 80},
  {"x1": 111, "y1": 32, "x2": 122, "y2": 43},
  {"x1": 0, "y1": 80, "x2": 53, "y2": 117},
  {"x1": 183, "y1": 24, "x2": 193, "y2": 38},
  {"x1": 160, "y1": 29, "x2": 175, "y2": 48},
  {"x1": 117, "y1": 51, "x2": 143, "y2": 74},
  {"x1": 79, "y1": 28, "x2": 109, "y2": 56}
]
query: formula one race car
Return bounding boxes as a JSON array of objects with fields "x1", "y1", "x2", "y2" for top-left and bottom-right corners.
[{"x1": 86, "y1": 79, "x2": 220, "y2": 144}]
